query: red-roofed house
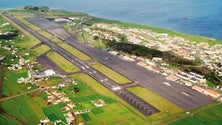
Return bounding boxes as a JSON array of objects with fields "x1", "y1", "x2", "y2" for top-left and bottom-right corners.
[
  {"x1": 204, "y1": 89, "x2": 220, "y2": 98},
  {"x1": 192, "y1": 86, "x2": 205, "y2": 93}
]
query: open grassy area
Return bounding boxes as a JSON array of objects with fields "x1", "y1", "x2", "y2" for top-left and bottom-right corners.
[
  {"x1": 51, "y1": 37, "x2": 62, "y2": 43},
  {"x1": 71, "y1": 73, "x2": 149, "y2": 124},
  {"x1": 47, "y1": 51, "x2": 79, "y2": 73},
  {"x1": 13, "y1": 13, "x2": 41, "y2": 31},
  {"x1": 77, "y1": 33, "x2": 84, "y2": 43},
  {"x1": 59, "y1": 43, "x2": 91, "y2": 61},
  {"x1": 88, "y1": 61, "x2": 132, "y2": 84},
  {"x1": 42, "y1": 102, "x2": 67, "y2": 124},
  {"x1": 0, "y1": 112, "x2": 21, "y2": 125},
  {"x1": 171, "y1": 104, "x2": 222, "y2": 125},
  {"x1": 1, "y1": 94, "x2": 47, "y2": 125},
  {"x1": 2, "y1": 68, "x2": 37, "y2": 96},
  {"x1": 0, "y1": 111, "x2": 21, "y2": 125},
  {"x1": 31, "y1": 44, "x2": 50, "y2": 56},
  {"x1": 38, "y1": 30, "x2": 53, "y2": 38},
  {"x1": 127, "y1": 86, "x2": 184, "y2": 123},
  {"x1": 0, "y1": 13, "x2": 41, "y2": 48},
  {"x1": 38, "y1": 77, "x2": 62, "y2": 87}
]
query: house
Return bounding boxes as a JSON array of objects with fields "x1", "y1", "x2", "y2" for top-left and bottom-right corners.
[
  {"x1": 0, "y1": 55, "x2": 4, "y2": 61},
  {"x1": 204, "y1": 89, "x2": 220, "y2": 98},
  {"x1": 137, "y1": 61, "x2": 146, "y2": 67},
  {"x1": 192, "y1": 86, "x2": 205, "y2": 93},
  {"x1": 167, "y1": 75, "x2": 179, "y2": 81},
  {"x1": 152, "y1": 57, "x2": 162, "y2": 62}
]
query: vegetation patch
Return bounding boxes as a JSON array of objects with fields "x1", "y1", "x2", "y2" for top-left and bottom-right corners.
[
  {"x1": 1, "y1": 94, "x2": 46, "y2": 125},
  {"x1": 170, "y1": 104, "x2": 222, "y2": 125},
  {"x1": 71, "y1": 73, "x2": 148, "y2": 124},
  {"x1": 0, "y1": 112, "x2": 21, "y2": 125},
  {"x1": 38, "y1": 30, "x2": 53, "y2": 38},
  {"x1": 47, "y1": 51, "x2": 79, "y2": 73},
  {"x1": 59, "y1": 43, "x2": 91, "y2": 60},
  {"x1": 2, "y1": 69, "x2": 36, "y2": 96},
  {"x1": 91, "y1": 107, "x2": 104, "y2": 115},
  {"x1": 51, "y1": 37, "x2": 62, "y2": 43},
  {"x1": 127, "y1": 86, "x2": 183, "y2": 122},
  {"x1": 42, "y1": 102, "x2": 67, "y2": 123},
  {"x1": 31, "y1": 44, "x2": 50, "y2": 56},
  {"x1": 14, "y1": 14, "x2": 41, "y2": 31},
  {"x1": 1, "y1": 13, "x2": 41, "y2": 48},
  {"x1": 80, "y1": 113, "x2": 92, "y2": 122},
  {"x1": 88, "y1": 61, "x2": 132, "y2": 84}
]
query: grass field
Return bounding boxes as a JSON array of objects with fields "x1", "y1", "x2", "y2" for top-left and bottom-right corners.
[
  {"x1": 171, "y1": 104, "x2": 222, "y2": 125},
  {"x1": 51, "y1": 37, "x2": 62, "y2": 43},
  {"x1": 70, "y1": 73, "x2": 149, "y2": 124},
  {"x1": 47, "y1": 51, "x2": 79, "y2": 73},
  {"x1": 31, "y1": 44, "x2": 50, "y2": 56},
  {"x1": 42, "y1": 103, "x2": 67, "y2": 123},
  {"x1": 59, "y1": 43, "x2": 91, "y2": 61},
  {"x1": 77, "y1": 34, "x2": 84, "y2": 43},
  {"x1": 13, "y1": 13, "x2": 41, "y2": 31},
  {"x1": 2, "y1": 69, "x2": 37, "y2": 96},
  {"x1": 38, "y1": 30, "x2": 53, "y2": 38},
  {"x1": 127, "y1": 86, "x2": 184, "y2": 123},
  {"x1": 0, "y1": 111, "x2": 21, "y2": 125},
  {"x1": 1, "y1": 94, "x2": 46, "y2": 125},
  {"x1": 0, "y1": 13, "x2": 41, "y2": 48},
  {"x1": 88, "y1": 61, "x2": 132, "y2": 84}
]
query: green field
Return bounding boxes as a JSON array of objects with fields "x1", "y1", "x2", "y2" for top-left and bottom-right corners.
[
  {"x1": 1, "y1": 94, "x2": 46, "y2": 125},
  {"x1": 51, "y1": 37, "x2": 63, "y2": 43},
  {"x1": 171, "y1": 104, "x2": 222, "y2": 125},
  {"x1": 59, "y1": 43, "x2": 91, "y2": 61},
  {"x1": 13, "y1": 13, "x2": 41, "y2": 31},
  {"x1": 31, "y1": 44, "x2": 50, "y2": 56},
  {"x1": 127, "y1": 86, "x2": 184, "y2": 123},
  {"x1": 77, "y1": 34, "x2": 84, "y2": 43},
  {"x1": 47, "y1": 51, "x2": 79, "y2": 73},
  {"x1": 38, "y1": 30, "x2": 53, "y2": 38},
  {"x1": 0, "y1": 112, "x2": 21, "y2": 125},
  {"x1": 42, "y1": 103, "x2": 67, "y2": 123},
  {"x1": 71, "y1": 73, "x2": 149, "y2": 124},
  {"x1": 2, "y1": 69, "x2": 37, "y2": 96},
  {"x1": 1, "y1": 13, "x2": 41, "y2": 48},
  {"x1": 88, "y1": 61, "x2": 132, "y2": 84}
]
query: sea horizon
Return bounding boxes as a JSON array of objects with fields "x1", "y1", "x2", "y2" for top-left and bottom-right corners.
[{"x1": 0, "y1": 0, "x2": 222, "y2": 40}]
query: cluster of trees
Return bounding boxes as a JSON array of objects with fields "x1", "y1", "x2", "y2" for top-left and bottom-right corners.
[
  {"x1": 22, "y1": 6, "x2": 49, "y2": 12},
  {"x1": 0, "y1": 30, "x2": 19, "y2": 40},
  {"x1": 106, "y1": 40, "x2": 200, "y2": 66}
]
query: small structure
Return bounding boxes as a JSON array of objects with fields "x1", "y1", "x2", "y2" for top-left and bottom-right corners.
[
  {"x1": 0, "y1": 55, "x2": 4, "y2": 61},
  {"x1": 91, "y1": 99, "x2": 106, "y2": 107},
  {"x1": 137, "y1": 61, "x2": 146, "y2": 67},
  {"x1": 204, "y1": 89, "x2": 220, "y2": 98},
  {"x1": 192, "y1": 86, "x2": 205, "y2": 93},
  {"x1": 34, "y1": 69, "x2": 56, "y2": 78}
]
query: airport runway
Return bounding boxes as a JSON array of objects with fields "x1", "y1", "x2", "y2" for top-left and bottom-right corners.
[
  {"x1": 25, "y1": 15, "x2": 214, "y2": 110},
  {"x1": 5, "y1": 13, "x2": 213, "y2": 111},
  {"x1": 4, "y1": 13, "x2": 160, "y2": 116}
]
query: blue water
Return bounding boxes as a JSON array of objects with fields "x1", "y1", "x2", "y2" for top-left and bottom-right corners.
[{"x1": 1, "y1": 0, "x2": 222, "y2": 40}]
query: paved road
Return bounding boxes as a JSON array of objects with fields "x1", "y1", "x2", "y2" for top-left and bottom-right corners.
[
  {"x1": 24, "y1": 15, "x2": 214, "y2": 110},
  {"x1": 3, "y1": 13, "x2": 159, "y2": 116},
  {"x1": 0, "y1": 88, "x2": 40, "y2": 102}
]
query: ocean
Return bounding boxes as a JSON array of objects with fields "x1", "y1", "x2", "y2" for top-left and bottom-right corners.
[{"x1": 0, "y1": 0, "x2": 222, "y2": 40}]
